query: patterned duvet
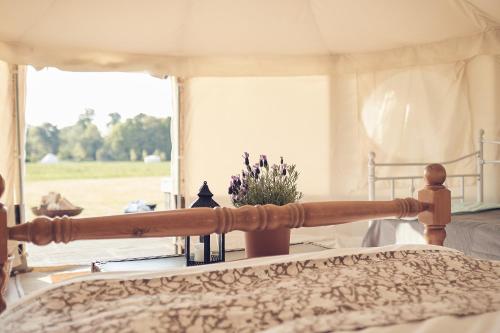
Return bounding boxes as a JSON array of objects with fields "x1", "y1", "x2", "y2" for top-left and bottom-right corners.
[{"x1": 1, "y1": 248, "x2": 500, "y2": 332}]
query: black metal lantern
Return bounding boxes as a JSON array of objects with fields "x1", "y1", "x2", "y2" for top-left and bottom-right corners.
[{"x1": 185, "y1": 181, "x2": 225, "y2": 266}]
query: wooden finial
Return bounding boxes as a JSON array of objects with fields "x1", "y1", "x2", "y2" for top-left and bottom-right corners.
[
  {"x1": 424, "y1": 163, "x2": 446, "y2": 187},
  {"x1": 418, "y1": 164, "x2": 451, "y2": 246}
]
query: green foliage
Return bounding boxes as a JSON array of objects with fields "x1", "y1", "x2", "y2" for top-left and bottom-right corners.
[
  {"x1": 107, "y1": 112, "x2": 121, "y2": 127},
  {"x1": 25, "y1": 109, "x2": 172, "y2": 162},
  {"x1": 25, "y1": 123, "x2": 60, "y2": 162},
  {"x1": 97, "y1": 113, "x2": 172, "y2": 162},
  {"x1": 26, "y1": 161, "x2": 171, "y2": 181},
  {"x1": 95, "y1": 145, "x2": 114, "y2": 161},
  {"x1": 58, "y1": 109, "x2": 103, "y2": 161},
  {"x1": 78, "y1": 108, "x2": 96, "y2": 126},
  {"x1": 129, "y1": 149, "x2": 138, "y2": 161}
]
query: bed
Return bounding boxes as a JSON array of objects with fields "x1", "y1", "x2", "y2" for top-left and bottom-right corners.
[
  {"x1": 363, "y1": 129, "x2": 500, "y2": 260},
  {"x1": 363, "y1": 205, "x2": 500, "y2": 260},
  {"x1": 1, "y1": 164, "x2": 500, "y2": 332}
]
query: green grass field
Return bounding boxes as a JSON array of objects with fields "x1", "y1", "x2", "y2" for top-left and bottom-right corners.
[{"x1": 26, "y1": 161, "x2": 171, "y2": 181}]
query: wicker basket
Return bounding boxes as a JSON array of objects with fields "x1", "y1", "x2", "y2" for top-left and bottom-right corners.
[{"x1": 31, "y1": 206, "x2": 83, "y2": 218}]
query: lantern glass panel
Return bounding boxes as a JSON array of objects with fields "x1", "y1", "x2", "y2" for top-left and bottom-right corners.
[{"x1": 185, "y1": 233, "x2": 225, "y2": 266}]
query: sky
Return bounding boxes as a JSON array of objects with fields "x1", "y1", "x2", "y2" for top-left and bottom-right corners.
[{"x1": 26, "y1": 66, "x2": 173, "y2": 133}]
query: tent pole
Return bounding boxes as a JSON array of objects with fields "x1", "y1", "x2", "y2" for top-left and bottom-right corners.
[
  {"x1": 13, "y1": 66, "x2": 25, "y2": 220},
  {"x1": 170, "y1": 76, "x2": 185, "y2": 254},
  {"x1": 171, "y1": 77, "x2": 182, "y2": 202},
  {"x1": 12, "y1": 65, "x2": 29, "y2": 272},
  {"x1": 177, "y1": 77, "x2": 185, "y2": 199}
]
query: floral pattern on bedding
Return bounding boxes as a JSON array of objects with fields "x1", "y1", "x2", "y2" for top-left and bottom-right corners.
[{"x1": 1, "y1": 250, "x2": 500, "y2": 333}]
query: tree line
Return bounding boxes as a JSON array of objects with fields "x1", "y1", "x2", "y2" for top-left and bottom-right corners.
[{"x1": 26, "y1": 109, "x2": 172, "y2": 162}]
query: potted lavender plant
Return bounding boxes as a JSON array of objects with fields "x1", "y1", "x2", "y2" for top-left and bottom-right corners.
[{"x1": 228, "y1": 153, "x2": 302, "y2": 258}]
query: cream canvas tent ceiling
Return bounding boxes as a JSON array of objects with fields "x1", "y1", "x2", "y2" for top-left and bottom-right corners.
[
  {"x1": 1, "y1": 0, "x2": 500, "y2": 75},
  {"x1": 1, "y1": 0, "x2": 499, "y2": 250}
]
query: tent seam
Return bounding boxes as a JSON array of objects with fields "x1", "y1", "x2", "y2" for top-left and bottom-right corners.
[
  {"x1": 14, "y1": 0, "x2": 57, "y2": 42},
  {"x1": 455, "y1": 0, "x2": 500, "y2": 31},
  {"x1": 307, "y1": 0, "x2": 333, "y2": 57}
]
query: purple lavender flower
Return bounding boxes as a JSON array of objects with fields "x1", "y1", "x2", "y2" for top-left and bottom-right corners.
[
  {"x1": 251, "y1": 164, "x2": 261, "y2": 180},
  {"x1": 228, "y1": 175, "x2": 242, "y2": 195},
  {"x1": 253, "y1": 164, "x2": 260, "y2": 176},
  {"x1": 280, "y1": 163, "x2": 287, "y2": 176},
  {"x1": 280, "y1": 156, "x2": 284, "y2": 165},
  {"x1": 243, "y1": 152, "x2": 250, "y2": 166},
  {"x1": 260, "y1": 154, "x2": 268, "y2": 168}
]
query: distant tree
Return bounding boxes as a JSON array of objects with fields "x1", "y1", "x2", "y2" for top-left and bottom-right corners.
[
  {"x1": 26, "y1": 109, "x2": 171, "y2": 162},
  {"x1": 78, "y1": 108, "x2": 95, "y2": 126},
  {"x1": 102, "y1": 114, "x2": 172, "y2": 161},
  {"x1": 72, "y1": 143, "x2": 87, "y2": 161},
  {"x1": 95, "y1": 146, "x2": 114, "y2": 161},
  {"x1": 129, "y1": 149, "x2": 138, "y2": 161},
  {"x1": 58, "y1": 109, "x2": 103, "y2": 161},
  {"x1": 107, "y1": 112, "x2": 122, "y2": 128},
  {"x1": 81, "y1": 125, "x2": 103, "y2": 160},
  {"x1": 25, "y1": 123, "x2": 60, "y2": 162}
]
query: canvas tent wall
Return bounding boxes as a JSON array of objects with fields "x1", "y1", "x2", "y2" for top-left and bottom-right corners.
[{"x1": 0, "y1": 1, "x2": 499, "y2": 248}]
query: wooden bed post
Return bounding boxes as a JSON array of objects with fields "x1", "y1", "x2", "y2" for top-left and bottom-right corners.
[
  {"x1": 418, "y1": 164, "x2": 451, "y2": 246},
  {"x1": 0, "y1": 174, "x2": 7, "y2": 313}
]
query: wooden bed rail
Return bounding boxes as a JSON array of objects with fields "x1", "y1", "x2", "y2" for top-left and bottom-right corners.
[
  {"x1": 9, "y1": 199, "x2": 428, "y2": 245},
  {"x1": 0, "y1": 164, "x2": 450, "y2": 313}
]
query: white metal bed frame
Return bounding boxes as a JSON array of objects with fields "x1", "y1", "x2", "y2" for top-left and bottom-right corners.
[{"x1": 368, "y1": 129, "x2": 500, "y2": 202}]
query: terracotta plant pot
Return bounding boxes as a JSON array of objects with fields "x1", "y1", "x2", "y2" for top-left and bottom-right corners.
[{"x1": 245, "y1": 227, "x2": 291, "y2": 258}]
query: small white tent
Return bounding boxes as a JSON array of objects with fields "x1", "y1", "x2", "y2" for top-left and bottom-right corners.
[
  {"x1": 39, "y1": 153, "x2": 58, "y2": 164},
  {"x1": 0, "y1": 1, "x2": 499, "y2": 256},
  {"x1": 144, "y1": 155, "x2": 161, "y2": 164}
]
